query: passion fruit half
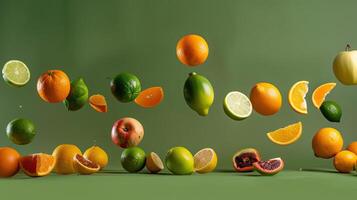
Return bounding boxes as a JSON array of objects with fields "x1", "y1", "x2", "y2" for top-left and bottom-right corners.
[{"x1": 232, "y1": 148, "x2": 261, "y2": 172}]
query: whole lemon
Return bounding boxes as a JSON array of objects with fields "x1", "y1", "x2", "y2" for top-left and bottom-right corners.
[
  {"x1": 83, "y1": 146, "x2": 108, "y2": 170},
  {"x1": 52, "y1": 144, "x2": 82, "y2": 174}
]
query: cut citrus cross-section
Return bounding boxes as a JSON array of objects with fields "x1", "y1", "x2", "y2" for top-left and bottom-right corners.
[
  {"x1": 19, "y1": 153, "x2": 56, "y2": 177},
  {"x1": 193, "y1": 148, "x2": 217, "y2": 173},
  {"x1": 89, "y1": 94, "x2": 108, "y2": 112},
  {"x1": 288, "y1": 81, "x2": 309, "y2": 114},
  {"x1": 267, "y1": 122, "x2": 303, "y2": 145},
  {"x1": 73, "y1": 154, "x2": 100, "y2": 175},
  {"x1": 135, "y1": 87, "x2": 164, "y2": 108},
  {"x1": 312, "y1": 82, "x2": 336, "y2": 109}
]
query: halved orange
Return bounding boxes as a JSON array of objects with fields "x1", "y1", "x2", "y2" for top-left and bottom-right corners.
[
  {"x1": 312, "y1": 83, "x2": 336, "y2": 109},
  {"x1": 267, "y1": 122, "x2": 302, "y2": 145},
  {"x1": 73, "y1": 154, "x2": 100, "y2": 175},
  {"x1": 288, "y1": 81, "x2": 309, "y2": 114},
  {"x1": 89, "y1": 94, "x2": 107, "y2": 112},
  {"x1": 134, "y1": 87, "x2": 164, "y2": 108},
  {"x1": 20, "y1": 153, "x2": 56, "y2": 177}
]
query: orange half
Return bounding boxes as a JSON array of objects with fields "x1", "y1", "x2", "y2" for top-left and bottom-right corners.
[
  {"x1": 312, "y1": 83, "x2": 336, "y2": 109},
  {"x1": 267, "y1": 122, "x2": 303, "y2": 145},
  {"x1": 134, "y1": 87, "x2": 164, "y2": 108},
  {"x1": 288, "y1": 81, "x2": 309, "y2": 114},
  {"x1": 89, "y1": 94, "x2": 108, "y2": 112}
]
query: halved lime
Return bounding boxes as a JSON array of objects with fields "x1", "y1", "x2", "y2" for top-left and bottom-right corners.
[
  {"x1": 223, "y1": 91, "x2": 252, "y2": 120},
  {"x1": 2, "y1": 60, "x2": 30, "y2": 87}
]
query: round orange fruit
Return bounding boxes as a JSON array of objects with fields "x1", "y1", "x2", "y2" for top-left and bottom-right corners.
[
  {"x1": 312, "y1": 127, "x2": 343, "y2": 159},
  {"x1": 333, "y1": 150, "x2": 357, "y2": 173},
  {"x1": 347, "y1": 141, "x2": 357, "y2": 155},
  {"x1": 0, "y1": 147, "x2": 20, "y2": 177},
  {"x1": 250, "y1": 82, "x2": 282, "y2": 115},
  {"x1": 176, "y1": 34, "x2": 209, "y2": 66},
  {"x1": 37, "y1": 70, "x2": 71, "y2": 103}
]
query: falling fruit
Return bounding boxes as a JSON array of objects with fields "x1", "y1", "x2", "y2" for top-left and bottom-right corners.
[
  {"x1": 176, "y1": 34, "x2": 209, "y2": 66},
  {"x1": 183, "y1": 72, "x2": 214, "y2": 116},
  {"x1": 6, "y1": 118, "x2": 36, "y2": 145},
  {"x1": 110, "y1": 72, "x2": 141, "y2": 103},
  {"x1": 312, "y1": 82, "x2": 336, "y2": 109},
  {"x1": 250, "y1": 82, "x2": 282, "y2": 116},
  {"x1": 266, "y1": 122, "x2": 302, "y2": 145},
  {"x1": 134, "y1": 87, "x2": 164, "y2": 108},
  {"x1": 2, "y1": 60, "x2": 30, "y2": 87},
  {"x1": 288, "y1": 80, "x2": 309, "y2": 114},
  {"x1": 64, "y1": 78, "x2": 89, "y2": 111},
  {"x1": 37, "y1": 70, "x2": 71, "y2": 103},
  {"x1": 223, "y1": 91, "x2": 252, "y2": 121},
  {"x1": 89, "y1": 94, "x2": 108, "y2": 113},
  {"x1": 312, "y1": 127, "x2": 343, "y2": 159},
  {"x1": 319, "y1": 101, "x2": 342, "y2": 122},
  {"x1": 333, "y1": 44, "x2": 357, "y2": 85}
]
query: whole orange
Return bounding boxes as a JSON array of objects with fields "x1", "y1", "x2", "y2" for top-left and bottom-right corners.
[
  {"x1": 176, "y1": 34, "x2": 209, "y2": 66},
  {"x1": 250, "y1": 82, "x2": 282, "y2": 115},
  {"x1": 37, "y1": 70, "x2": 71, "y2": 103},
  {"x1": 312, "y1": 127, "x2": 343, "y2": 159},
  {"x1": 347, "y1": 141, "x2": 357, "y2": 155},
  {"x1": 0, "y1": 147, "x2": 20, "y2": 177},
  {"x1": 333, "y1": 150, "x2": 357, "y2": 173}
]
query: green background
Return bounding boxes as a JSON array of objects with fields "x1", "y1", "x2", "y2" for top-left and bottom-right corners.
[{"x1": 1, "y1": 0, "x2": 357, "y2": 198}]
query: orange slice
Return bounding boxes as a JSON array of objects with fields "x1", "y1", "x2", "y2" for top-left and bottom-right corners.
[
  {"x1": 89, "y1": 94, "x2": 107, "y2": 112},
  {"x1": 20, "y1": 153, "x2": 56, "y2": 177},
  {"x1": 267, "y1": 122, "x2": 302, "y2": 145},
  {"x1": 134, "y1": 87, "x2": 164, "y2": 108},
  {"x1": 312, "y1": 83, "x2": 336, "y2": 109},
  {"x1": 288, "y1": 81, "x2": 309, "y2": 114}
]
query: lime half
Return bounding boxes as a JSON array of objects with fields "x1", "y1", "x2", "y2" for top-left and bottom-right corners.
[
  {"x1": 2, "y1": 60, "x2": 30, "y2": 87},
  {"x1": 223, "y1": 91, "x2": 252, "y2": 120}
]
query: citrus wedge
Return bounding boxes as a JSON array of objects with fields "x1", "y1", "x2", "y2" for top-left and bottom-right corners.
[
  {"x1": 312, "y1": 82, "x2": 336, "y2": 109},
  {"x1": 223, "y1": 91, "x2": 252, "y2": 120},
  {"x1": 193, "y1": 148, "x2": 217, "y2": 173},
  {"x1": 146, "y1": 152, "x2": 164, "y2": 173},
  {"x1": 267, "y1": 122, "x2": 303, "y2": 145},
  {"x1": 73, "y1": 154, "x2": 100, "y2": 175},
  {"x1": 20, "y1": 153, "x2": 56, "y2": 177},
  {"x1": 135, "y1": 87, "x2": 164, "y2": 108},
  {"x1": 2, "y1": 60, "x2": 30, "y2": 87},
  {"x1": 89, "y1": 94, "x2": 108, "y2": 112},
  {"x1": 288, "y1": 81, "x2": 309, "y2": 114}
]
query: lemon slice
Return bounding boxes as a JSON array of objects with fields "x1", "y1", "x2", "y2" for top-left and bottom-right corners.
[
  {"x1": 2, "y1": 60, "x2": 30, "y2": 87},
  {"x1": 223, "y1": 91, "x2": 252, "y2": 120},
  {"x1": 194, "y1": 148, "x2": 217, "y2": 173}
]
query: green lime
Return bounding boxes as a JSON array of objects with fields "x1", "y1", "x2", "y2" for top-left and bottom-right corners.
[
  {"x1": 320, "y1": 101, "x2": 342, "y2": 122},
  {"x1": 223, "y1": 91, "x2": 252, "y2": 120},
  {"x1": 121, "y1": 147, "x2": 146, "y2": 173},
  {"x1": 6, "y1": 118, "x2": 36, "y2": 145},
  {"x1": 165, "y1": 147, "x2": 194, "y2": 175},
  {"x1": 110, "y1": 72, "x2": 141, "y2": 103},
  {"x1": 64, "y1": 78, "x2": 89, "y2": 111},
  {"x1": 183, "y1": 72, "x2": 214, "y2": 116},
  {"x1": 2, "y1": 60, "x2": 30, "y2": 87}
]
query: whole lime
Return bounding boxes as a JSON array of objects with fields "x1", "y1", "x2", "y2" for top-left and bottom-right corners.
[
  {"x1": 64, "y1": 78, "x2": 89, "y2": 111},
  {"x1": 121, "y1": 147, "x2": 146, "y2": 173},
  {"x1": 320, "y1": 101, "x2": 342, "y2": 122},
  {"x1": 110, "y1": 73, "x2": 141, "y2": 103},
  {"x1": 6, "y1": 118, "x2": 36, "y2": 145},
  {"x1": 184, "y1": 72, "x2": 214, "y2": 116},
  {"x1": 165, "y1": 147, "x2": 194, "y2": 175}
]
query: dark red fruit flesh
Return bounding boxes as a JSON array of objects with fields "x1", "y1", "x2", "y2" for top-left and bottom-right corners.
[
  {"x1": 233, "y1": 149, "x2": 261, "y2": 172},
  {"x1": 257, "y1": 159, "x2": 280, "y2": 170},
  {"x1": 253, "y1": 158, "x2": 284, "y2": 175}
]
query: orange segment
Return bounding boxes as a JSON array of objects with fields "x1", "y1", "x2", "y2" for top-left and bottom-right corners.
[
  {"x1": 89, "y1": 94, "x2": 107, "y2": 113},
  {"x1": 312, "y1": 82, "x2": 336, "y2": 109},
  {"x1": 20, "y1": 153, "x2": 56, "y2": 177},
  {"x1": 267, "y1": 122, "x2": 302, "y2": 145},
  {"x1": 134, "y1": 87, "x2": 164, "y2": 108},
  {"x1": 288, "y1": 81, "x2": 309, "y2": 114}
]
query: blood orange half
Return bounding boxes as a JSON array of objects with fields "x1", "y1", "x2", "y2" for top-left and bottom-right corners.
[{"x1": 20, "y1": 153, "x2": 55, "y2": 177}]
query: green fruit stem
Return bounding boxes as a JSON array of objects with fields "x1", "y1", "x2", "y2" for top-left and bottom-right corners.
[{"x1": 345, "y1": 44, "x2": 351, "y2": 51}]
